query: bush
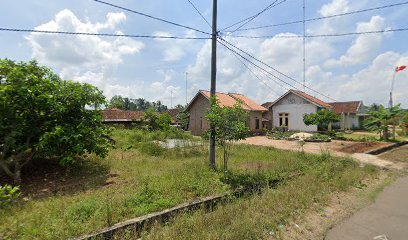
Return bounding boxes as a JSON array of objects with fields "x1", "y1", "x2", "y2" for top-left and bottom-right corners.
[
  {"x1": 0, "y1": 185, "x2": 21, "y2": 208},
  {"x1": 138, "y1": 142, "x2": 165, "y2": 156}
]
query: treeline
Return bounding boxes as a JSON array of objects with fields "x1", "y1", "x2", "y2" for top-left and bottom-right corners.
[{"x1": 108, "y1": 95, "x2": 169, "y2": 112}]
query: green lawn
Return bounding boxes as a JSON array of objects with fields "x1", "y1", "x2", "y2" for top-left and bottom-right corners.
[{"x1": 0, "y1": 129, "x2": 381, "y2": 240}]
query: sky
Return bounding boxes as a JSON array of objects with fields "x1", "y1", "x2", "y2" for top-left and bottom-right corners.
[{"x1": 1, "y1": 0, "x2": 408, "y2": 108}]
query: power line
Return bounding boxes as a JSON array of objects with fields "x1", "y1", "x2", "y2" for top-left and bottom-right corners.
[
  {"x1": 234, "y1": 1, "x2": 408, "y2": 32},
  {"x1": 228, "y1": 27, "x2": 408, "y2": 39},
  {"x1": 0, "y1": 28, "x2": 211, "y2": 40},
  {"x1": 218, "y1": 37, "x2": 337, "y2": 101},
  {"x1": 93, "y1": 0, "x2": 211, "y2": 36},
  {"x1": 228, "y1": 0, "x2": 280, "y2": 33},
  {"x1": 220, "y1": 39, "x2": 287, "y2": 96},
  {"x1": 186, "y1": 0, "x2": 212, "y2": 29},
  {"x1": 222, "y1": 0, "x2": 288, "y2": 32},
  {"x1": 218, "y1": 39, "x2": 302, "y2": 92}
]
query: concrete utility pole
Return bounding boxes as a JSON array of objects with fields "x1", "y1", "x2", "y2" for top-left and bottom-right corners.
[{"x1": 209, "y1": 0, "x2": 217, "y2": 168}]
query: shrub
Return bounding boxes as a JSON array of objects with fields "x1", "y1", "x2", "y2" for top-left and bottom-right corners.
[
  {"x1": 138, "y1": 142, "x2": 165, "y2": 156},
  {"x1": 0, "y1": 185, "x2": 21, "y2": 208}
]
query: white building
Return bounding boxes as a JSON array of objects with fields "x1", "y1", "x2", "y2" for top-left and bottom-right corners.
[{"x1": 264, "y1": 90, "x2": 368, "y2": 132}]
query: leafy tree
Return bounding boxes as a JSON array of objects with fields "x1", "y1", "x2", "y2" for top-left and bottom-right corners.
[
  {"x1": 143, "y1": 108, "x2": 171, "y2": 130},
  {"x1": 174, "y1": 104, "x2": 185, "y2": 110},
  {"x1": 364, "y1": 104, "x2": 404, "y2": 140},
  {"x1": 205, "y1": 97, "x2": 249, "y2": 176},
  {"x1": 108, "y1": 95, "x2": 125, "y2": 109},
  {"x1": 177, "y1": 111, "x2": 190, "y2": 130},
  {"x1": 0, "y1": 59, "x2": 110, "y2": 184},
  {"x1": 303, "y1": 109, "x2": 340, "y2": 131}
]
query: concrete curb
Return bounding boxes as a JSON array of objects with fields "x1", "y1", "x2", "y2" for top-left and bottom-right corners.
[{"x1": 366, "y1": 141, "x2": 408, "y2": 155}]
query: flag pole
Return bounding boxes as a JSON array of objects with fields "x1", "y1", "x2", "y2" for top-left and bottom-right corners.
[{"x1": 389, "y1": 67, "x2": 397, "y2": 108}]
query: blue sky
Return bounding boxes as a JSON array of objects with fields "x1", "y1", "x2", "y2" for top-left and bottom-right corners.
[{"x1": 1, "y1": 0, "x2": 408, "y2": 107}]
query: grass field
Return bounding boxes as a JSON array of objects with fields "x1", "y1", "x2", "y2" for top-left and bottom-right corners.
[{"x1": 0, "y1": 129, "x2": 381, "y2": 239}]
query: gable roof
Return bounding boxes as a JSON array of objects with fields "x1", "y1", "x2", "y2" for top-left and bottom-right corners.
[
  {"x1": 102, "y1": 108, "x2": 144, "y2": 121},
  {"x1": 328, "y1": 101, "x2": 362, "y2": 114},
  {"x1": 187, "y1": 90, "x2": 267, "y2": 112},
  {"x1": 166, "y1": 108, "x2": 181, "y2": 123},
  {"x1": 270, "y1": 89, "x2": 332, "y2": 109}
]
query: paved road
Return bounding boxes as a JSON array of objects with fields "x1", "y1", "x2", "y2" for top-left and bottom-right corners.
[{"x1": 325, "y1": 176, "x2": 408, "y2": 240}]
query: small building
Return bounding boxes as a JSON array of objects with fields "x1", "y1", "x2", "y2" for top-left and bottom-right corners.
[
  {"x1": 186, "y1": 90, "x2": 268, "y2": 135},
  {"x1": 329, "y1": 101, "x2": 369, "y2": 130},
  {"x1": 264, "y1": 89, "x2": 368, "y2": 132},
  {"x1": 102, "y1": 108, "x2": 144, "y2": 128},
  {"x1": 268, "y1": 89, "x2": 333, "y2": 132}
]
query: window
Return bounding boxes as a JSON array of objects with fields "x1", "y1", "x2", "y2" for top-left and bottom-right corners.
[
  {"x1": 200, "y1": 117, "x2": 203, "y2": 129},
  {"x1": 255, "y1": 118, "x2": 260, "y2": 130},
  {"x1": 279, "y1": 113, "x2": 289, "y2": 128}
]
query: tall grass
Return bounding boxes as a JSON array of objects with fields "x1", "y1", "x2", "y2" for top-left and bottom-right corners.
[{"x1": 0, "y1": 130, "x2": 380, "y2": 240}]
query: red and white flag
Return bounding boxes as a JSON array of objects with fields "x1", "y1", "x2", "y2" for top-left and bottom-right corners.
[{"x1": 395, "y1": 65, "x2": 407, "y2": 72}]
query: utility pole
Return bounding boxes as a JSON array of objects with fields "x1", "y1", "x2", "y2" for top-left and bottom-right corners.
[
  {"x1": 209, "y1": 0, "x2": 217, "y2": 169},
  {"x1": 302, "y1": 0, "x2": 306, "y2": 93}
]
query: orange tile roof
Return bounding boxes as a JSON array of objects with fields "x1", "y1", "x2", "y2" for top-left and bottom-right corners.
[
  {"x1": 102, "y1": 109, "x2": 144, "y2": 121},
  {"x1": 291, "y1": 90, "x2": 333, "y2": 109},
  {"x1": 229, "y1": 93, "x2": 268, "y2": 111},
  {"x1": 199, "y1": 90, "x2": 267, "y2": 111},
  {"x1": 329, "y1": 101, "x2": 361, "y2": 114}
]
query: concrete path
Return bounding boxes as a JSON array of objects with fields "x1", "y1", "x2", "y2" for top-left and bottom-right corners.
[{"x1": 325, "y1": 176, "x2": 408, "y2": 240}]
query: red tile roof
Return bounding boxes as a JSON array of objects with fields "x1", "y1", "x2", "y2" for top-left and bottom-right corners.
[
  {"x1": 291, "y1": 90, "x2": 333, "y2": 109},
  {"x1": 199, "y1": 90, "x2": 267, "y2": 111},
  {"x1": 329, "y1": 101, "x2": 361, "y2": 114},
  {"x1": 166, "y1": 109, "x2": 181, "y2": 123},
  {"x1": 102, "y1": 109, "x2": 144, "y2": 121}
]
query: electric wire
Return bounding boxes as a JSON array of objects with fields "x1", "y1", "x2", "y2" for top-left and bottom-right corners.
[
  {"x1": 233, "y1": 1, "x2": 408, "y2": 32},
  {"x1": 218, "y1": 37, "x2": 337, "y2": 101},
  {"x1": 93, "y1": 0, "x2": 211, "y2": 35},
  {"x1": 222, "y1": 0, "x2": 288, "y2": 32},
  {"x1": 0, "y1": 28, "x2": 211, "y2": 40},
  {"x1": 228, "y1": 27, "x2": 408, "y2": 39},
  {"x1": 221, "y1": 38, "x2": 288, "y2": 96},
  {"x1": 186, "y1": 0, "x2": 212, "y2": 29}
]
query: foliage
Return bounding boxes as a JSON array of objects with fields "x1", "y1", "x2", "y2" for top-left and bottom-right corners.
[
  {"x1": 303, "y1": 109, "x2": 340, "y2": 130},
  {"x1": 205, "y1": 97, "x2": 249, "y2": 176},
  {"x1": 176, "y1": 110, "x2": 190, "y2": 130},
  {"x1": 143, "y1": 108, "x2": 172, "y2": 131},
  {"x1": 0, "y1": 185, "x2": 21, "y2": 208},
  {"x1": 268, "y1": 131, "x2": 297, "y2": 140},
  {"x1": 364, "y1": 104, "x2": 405, "y2": 140},
  {"x1": 0, "y1": 59, "x2": 110, "y2": 184},
  {"x1": 108, "y1": 95, "x2": 168, "y2": 112},
  {"x1": 0, "y1": 130, "x2": 381, "y2": 239}
]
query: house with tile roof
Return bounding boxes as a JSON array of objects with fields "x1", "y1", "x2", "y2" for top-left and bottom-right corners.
[
  {"x1": 186, "y1": 90, "x2": 268, "y2": 135},
  {"x1": 101, "y1": 108, "x2": 144, "y2": 127},
  {"x1": 265, "y1": 89, "x2": 368, "y2": 131},
  {"x1": 329, "y1": 101, "x2": 369, "y2": 130}
]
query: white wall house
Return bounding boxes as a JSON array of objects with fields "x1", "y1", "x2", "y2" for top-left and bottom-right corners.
[{"x1": 268, "y1": 90, "x2": 335, "y2": 132}]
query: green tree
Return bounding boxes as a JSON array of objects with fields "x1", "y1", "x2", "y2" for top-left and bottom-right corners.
[
  {"x1": 0, "y1": 59, "x2": 110, "y2": 184},
  {"x1": 303, "y1": 109, "x2": 340, "y2": 131},
  {"x1": 177, "y1": 111, "x2": 190, "y2": 130},
  {"x1": 143, "y1": 108, "x2": 171, "y2": 130},
  {"x1": 205, "y1": 97, "x2": 249, "y2": 176},
  {"x1": 364, "y1": 104, "x2": 404, "y2": 140},
  {"x1": 108, "y1": 95, "x2": 125, "y2": 109}
]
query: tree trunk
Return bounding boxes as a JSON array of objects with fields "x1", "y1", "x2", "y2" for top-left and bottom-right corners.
[
  {"x1": 14, "y1": 161, "x2": 22, "y2": 185},
  {"x1": 328, "y1": 122, "x2": 332, "y2": 131}
]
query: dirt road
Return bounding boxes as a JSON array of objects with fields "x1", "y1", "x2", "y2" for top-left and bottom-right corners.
[{"x1": 239, "y1": 136, "x2": 403, "y2": 170}]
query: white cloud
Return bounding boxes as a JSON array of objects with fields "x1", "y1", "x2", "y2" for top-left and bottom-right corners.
[
  {"x1": 325, "y1": 16, "x2": 387, "y2": 67},
  {"x1": 26, "y1": 9, "x2": 144, "y2": 99},
  {"x1": 319, "y1": 0, "x2": 350, "y2": 17}
]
